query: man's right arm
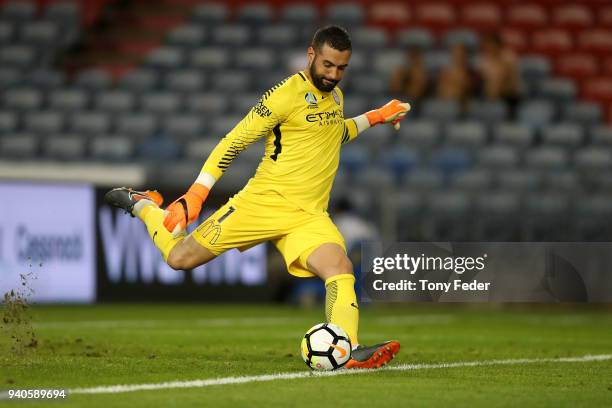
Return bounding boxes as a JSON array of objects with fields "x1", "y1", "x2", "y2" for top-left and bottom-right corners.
[{"x1": 163, "y1": 80, "x2": 293, "y2": 235}]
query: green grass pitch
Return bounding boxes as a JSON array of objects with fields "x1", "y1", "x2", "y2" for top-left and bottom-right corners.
[{"x1": 1, "y1": 304, "x2": 611, "y2": 407}]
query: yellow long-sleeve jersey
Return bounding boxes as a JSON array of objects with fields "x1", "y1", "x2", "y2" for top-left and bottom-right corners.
[{"x1": 201, "y1": 71, "x2": 359, "y2": 214}]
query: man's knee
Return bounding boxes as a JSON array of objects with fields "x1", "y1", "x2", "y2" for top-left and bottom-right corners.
[
  {"x1": 166, "y1": 243, "x2": 198, "y2": 270},
  {"x1": 316, "y1": 253, "x2": 354, "y2": 278}
]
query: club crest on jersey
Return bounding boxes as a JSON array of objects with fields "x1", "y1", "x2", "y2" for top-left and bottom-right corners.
[
  {"x1": 305, "y1": 92, "x2": 318, "y2": 108},
  {"x1": 332, "y1": 89, "x2": 340, "y2": 105}
]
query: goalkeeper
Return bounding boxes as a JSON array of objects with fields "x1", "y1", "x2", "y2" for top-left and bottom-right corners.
[{"x1": 105, "y1": 25, "x2": 410, "y2": 369}]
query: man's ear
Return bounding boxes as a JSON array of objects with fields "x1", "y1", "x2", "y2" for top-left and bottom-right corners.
[{"x1": 307, "y1": 46, "x2": 315, "y2": 66}]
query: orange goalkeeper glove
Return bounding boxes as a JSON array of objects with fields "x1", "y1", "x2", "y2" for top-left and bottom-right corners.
[
  {"x1": 365, "y1": 99, "x2": 411, "y2": 130},
  {"x1": 163, "y1": 183, "x2": 210, "y2": 235}
]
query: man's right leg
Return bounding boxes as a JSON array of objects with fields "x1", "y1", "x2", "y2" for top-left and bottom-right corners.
[{"x1": 104, "y1": 188, "x2": 217, "y2": 270}]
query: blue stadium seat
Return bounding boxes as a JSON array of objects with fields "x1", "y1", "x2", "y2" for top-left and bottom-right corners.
[
  {"x1": 141, "y1": 91, "x2": 182, "y2": 115},
  {"x1": 0, "y1": 21, "x2": 15, "y2": 43},
  {"x1": 24, "y1": 110, "x2": 64, "y2": 134},
  {"x1": 90, "y1": 135, "x2": 135, "y2": 161},
  {"x1": 473, "y1": 192, "x2": 521, "y2": 240},
  {"x1": 478, "y1": 145, "x2": 519, "y2": 168},
  {"x1": 563, "y1": 102, "x2": 601, "y2": 125},
  {"x1": 0, "y1": 110, "x2": 17, "y2": 133},
  {"x1": 21, "y1": 21, "x2": 61, "y2": 46},
  {"x1": 95, "y1": 90, "x2": 136, "y2": 113},
  {"x1": 445, "y1": 122, "x2": 487, "y2": 148},
  {"x1": 3, "y1": 87, "x2": 43, "y2": 111},
  {"x1": 213, "y1": 24, "x2": 251, "y2": 46},
  {"x1": 396, "y1": 29, "x2": 434, "y2": 49},
  {"x1": 430, "y1": 148, "x2": 471, "y2": 174},
  {"x1": 352, "y1": 166, "x2": 395, "y2": 190},
  {"x1": 536, "y1": 78, "x2": 576, "y2": 101},
  {"x1": 339, "y1": 145, "x2": 370, "y2": 175},
  {"x1": 0, "y1": 67, "x2": 21, "y2": 88},
  {"x1": 421, "y1": 100, "x2": 460, "y2": 122},
  {"x1": 450, "y1": 169, "x2": 492, "y2": 191},
  {"x1": 574, "y1": 147, "x2": 612, "y2": 170},
  {"x1": 161, "y1": 114, "x2": 205, "y2": 140},
  {"x1": 145, "y1": 46, "x2": 185, "y2": 70},
  {"x1": 48, "y1": 88, "x2": 88, "y2": 111},
  {"x1": 352, "y1": 27, "x2": 389, "y2": 49},
  {"x1": 211, "y1": 71, "x2": 251, "y2": 91},
  {"x1": 424, "y1": 51, "x2": 451, "y2": 72},
  {"x1": 257, "y1": 25, "x2": 299, "y2": 47},
  {"x1": 191, "y1": 3, "x2": 228, "y2": 25},
  {"x1": 542, "y1": 170, "x2": 580, "y2": 192},
  {"x1": 210, "y1": 115, "x2": 243, "y2": 135},
  {"x1": 574, "y1": 195, "x2": 612, "y2": 240},
  {"x1": 190, "y1": 47, "x2": 231, "y2": 70},
  {"x1": 442, "y1": 29, "x2": 479, "y2": 51},
  {"x1": 138, "y1": 138, "x2": 180, "y2": 160},
  {"x1": 0, "y1": 45, "x2": 37, "y2": 67},
  {"x1": 525, "y1": 146, "x2": 569, "y2": 169},
  {"x1": 496, "y1": 169, "x2": 541, "y2": 191},
  {"x1": 235, "y1": 48, "x2": 274, "y2": 71},
  {"x1": 371, "y1": 50, "x2": 405, "y2": 75},
  {"x1": 186, "y1": 92, "x2": 230, "y2": 114},
  {"x1": 26, "y1": 68, "x2": 65, "y2": 89},
  {"x1": 164, "y1": 70, "x2": 205, "y2": 93},
  {"x1": 590, "y1": 125, "x2": 612, "y2": 145},
  {"x1": 425, "y1": 191, "x2": 472, "y2": 241},
  {"x1": 541, "y1": 123, "x2": 584, "y2": 147},
  {"x1": 75, "y1": 69, "x2": 112, "y2": 90},
  {"x1": 237, "y1": 3, "x2": 273, "y2": 25},
  {"x1": 70, "y1": 112, "x2": 111, "y2": 135},
  {"x1": 519, "y1": 56, "x2": 551, "y2": 81},
  {"x1": 343, "y1": 95, "x2": 368, "y2": 117},
  {"x1": 184, "y1": 139, "x2": 219, "y2": 161},
  {"x1": 166, "y1": 25, "x2": 206, "y2": 48},
  {"x1": 467, "y1": 100, "x2": 507, "y2": 123},
  {"x1": 0, "y1": 132, "x2": 38, "y2": 158},
  {"x1": 493, "y1": 122, "x2": 534, "y2": 147},
  {"x1": 231, "y1": 93, "x2": 260, "y2": 114},
  {"x1": 380, "y1": 147, "x2": 419, "y2": 181},
  {"x1": 116, "y1": 113, "x2": 157, "y2": 138},
  {"x1": 42, "y1": 135, "x2": 86, "y2": 160},
  {"x1": 325, "y1": 3, "x2": 364, "y2": 26},
  {"x1": 359, "y1": 124, "x2": 392, "y2": 151},
  {"x1": 346, "y1": 74, "x2": 386, "y2": 95},
  {"x1": 1, "y1": 1, "x2": 36, "y2": 22},
  {"x1": 45, "y1": 2, "x2": 80, "y2": 24},
  {"x1": 398, "y1": 120, "x2": 441, "y2": 149},
  {"x1": 402, "y1": 168, "x2": 444, "y2": 191},
  {"x1": 524, "y1": 193, "x2": 571, "y2": 240},
  {"x1": 518, "y1": 100, "x2": 555, "y2": 128},
  {"x1": 119, "y1": 69, "x2": 159, "y2": 91},
  {"x1": 281, "y1": 4, "x2": 318, "y2": 25}
]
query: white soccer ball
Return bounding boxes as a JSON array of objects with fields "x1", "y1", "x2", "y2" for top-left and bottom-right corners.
[{"x1": 300, "y1": 323, "x2": 352, "y2": 370}]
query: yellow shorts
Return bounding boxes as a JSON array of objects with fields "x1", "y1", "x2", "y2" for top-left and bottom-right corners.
[{"x1": 191, "y1": 191, "x2": 346, "y2": 277}]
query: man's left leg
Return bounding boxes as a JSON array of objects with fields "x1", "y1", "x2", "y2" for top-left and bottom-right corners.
[{"x1": 306, "y1": 243, "x2": 400, "y2": 369}]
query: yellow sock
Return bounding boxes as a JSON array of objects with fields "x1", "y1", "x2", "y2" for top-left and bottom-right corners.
[
  {"x1": 137, "y1": 204, "x2": 184, "y2": 261},
  {"x1": 325, "y1": 273, "x2": 359, "y2": 346}
]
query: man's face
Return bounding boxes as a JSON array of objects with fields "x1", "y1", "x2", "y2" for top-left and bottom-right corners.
[{"x1": 307, "y1": 43, "x2": 351, "y2": 92}]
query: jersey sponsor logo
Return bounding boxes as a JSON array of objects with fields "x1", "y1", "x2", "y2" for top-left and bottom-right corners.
[
  {"x1": 332, "y1": 89, "x2": 340, "y2": 105},
  {"x1": 305, "y1": 92, "x2": 318, "y2": 105},
  {"x1": 306, "y1": 109, "x2": 344, "y2": 126},
  {"x1": 252, "y1": 100, "x2": 273, "y2": 118}
]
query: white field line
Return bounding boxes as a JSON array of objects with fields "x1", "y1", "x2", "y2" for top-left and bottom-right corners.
[
  {"x1": 60, "y1": 354, "x2": 612, "y2": 396},
  {"x1": 33, "y1": 315, "x2": 454, "y2": 329}
]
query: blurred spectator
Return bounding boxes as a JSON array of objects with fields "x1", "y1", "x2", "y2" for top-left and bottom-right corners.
[
  {"x1": 333, "y1": 197, "x2": 379, "y2": 253},
  {"x1": 477, "y1": 33, "x2": 521, "y2": 115},
  {"x1": 389, "y1": 48, "x2": 430, "y2": 103},
  {"x1": 436, "y1": 44, "x2": 476, "y2": 106}
]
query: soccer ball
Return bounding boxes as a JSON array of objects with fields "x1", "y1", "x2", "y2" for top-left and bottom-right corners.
[{"x1": 300, "y1": 323, "x2": 352, "y2": 370}]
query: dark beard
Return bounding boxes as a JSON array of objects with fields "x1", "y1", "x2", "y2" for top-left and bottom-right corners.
[{"x1": 309, "y1": 64, "x2": 338, "y2": 92}]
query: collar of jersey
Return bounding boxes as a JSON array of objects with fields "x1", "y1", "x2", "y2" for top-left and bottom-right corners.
[{"x1": 300, "y1": 71, "x2": 332, "y2": 96}]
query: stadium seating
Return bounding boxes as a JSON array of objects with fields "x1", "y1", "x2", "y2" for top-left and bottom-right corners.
[{"x1": 3, "y1": 0, "x2": 612, "y2": 241}]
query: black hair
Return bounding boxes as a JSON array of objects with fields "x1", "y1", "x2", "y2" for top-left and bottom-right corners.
[{"x1": 311, "y1": 25, "x2": 352, "y2": 52}]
